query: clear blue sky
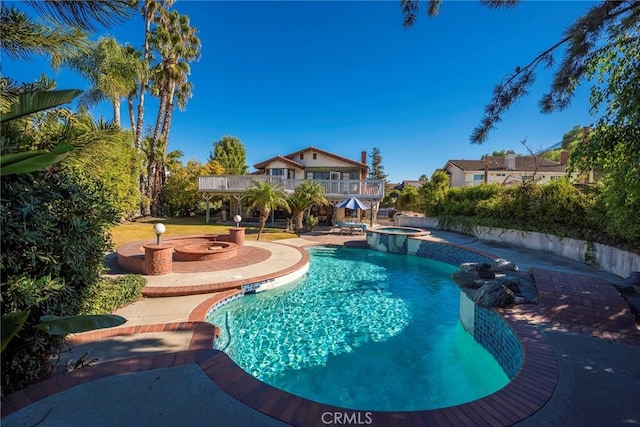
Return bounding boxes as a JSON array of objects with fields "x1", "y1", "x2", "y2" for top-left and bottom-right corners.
[{"x1": 5, "y1": 1, "x2": 596, "y2": 183}]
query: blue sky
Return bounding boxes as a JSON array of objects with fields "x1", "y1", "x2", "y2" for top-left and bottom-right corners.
[{"x1": 4, "y1": 1, "x2": 596, "y2": 183}]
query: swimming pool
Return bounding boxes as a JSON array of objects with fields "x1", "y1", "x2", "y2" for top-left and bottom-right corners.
[{"x1": 208, "y1": 246, "x2": 509, "y2": 411}]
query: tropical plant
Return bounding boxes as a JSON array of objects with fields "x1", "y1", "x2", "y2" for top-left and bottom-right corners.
[
  {"x1": 244, "y1": 180, "x2": 290, "y2": 240},
  {"x1": 53, "y1": 36, "x2": 143, "y2": 127},
  {"x1": 135, "y1": 0, "x2": 176, "y2": 149},
  {"x1": 143, "y1": 8, "x2": 200, "y2": 216},
  {"x1": 286, "y1": 181, "x2": 329, "y2": 233}
]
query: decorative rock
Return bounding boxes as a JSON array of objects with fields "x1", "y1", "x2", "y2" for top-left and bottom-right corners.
[
  {"x1": 477, "y1": 269, "x2": 496, "y2": 280},
  {"x1": 490, "y1": 258, "x2": 519, "y2": 272},
  {"x1": 473, "y1": 282, "x2": 514, "y2": 308},
  {"x1": 496, "y1": 276, "x2": 522, "y2": 294},
  {"x1": 453, "y1": 270, "x2": 482, "y2": 288},
  {"x1": 513, "y1": 296, "x2": 535, "y2": 305}
]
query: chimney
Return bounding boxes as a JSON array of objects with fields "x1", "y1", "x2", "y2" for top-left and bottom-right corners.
[
  {"x1": 505, "y1": 150, "x2": 516, "y2": 170},
  {"x1": 361, "y1": 151, "x2": 367, "y2": 165},
  {"x1": 560, "y1": 150, "x2": 569, "y2": 166}
]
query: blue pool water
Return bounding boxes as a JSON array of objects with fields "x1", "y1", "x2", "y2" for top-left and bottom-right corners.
[{"x1": 208, "y1": 246, "x2": 509, "y2": 411}]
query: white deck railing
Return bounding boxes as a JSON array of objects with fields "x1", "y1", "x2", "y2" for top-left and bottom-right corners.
[{"x1": 198, "y1": 176, "x2": 385, "y2": 199}]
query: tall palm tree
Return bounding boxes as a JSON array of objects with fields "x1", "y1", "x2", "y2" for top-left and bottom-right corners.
[
  {"x1": 287, "y1": 181, "x2": 329, "y2": 233},
  {"x1": 244, "y1": 180, "x2": 290, "y2": 240},
  {"x1": 145, "y1": 8, "x2": 200, "y2": 216},
  {"x1": 149, "y1": 9, "x2": 200, "y2": 145},
  {"x1": 135, "y1": 0, "x2": 175, "y2": 149}
]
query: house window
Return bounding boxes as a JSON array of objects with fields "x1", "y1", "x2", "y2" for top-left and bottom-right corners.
[
  {"x1": 306, "y1": 172, "x2": 313, "y2": 180},
  {"x1": 313, "y1": 153, "x2": 317, "y2": 160},
  {"x1": 269, "y1": 168, "x2": 284, "y2": 176},
  {"x1": 473, "y1": 174, "x2": 484, "y2": 182},
  {"x1": 300, "y1": 154, "x2": 304, "y2": 160},
  {"x1": 522, "y1": 175, "x2": 534, "y2": 182}
]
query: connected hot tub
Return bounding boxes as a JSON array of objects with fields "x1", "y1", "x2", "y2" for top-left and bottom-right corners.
[{"x1": 367, "y1": 226, "x2": 430, "y2": 254}]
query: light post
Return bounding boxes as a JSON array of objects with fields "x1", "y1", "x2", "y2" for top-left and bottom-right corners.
[
  {"x1": 153, "y1": 223, "x2": 166, "y2": 245},
  {"x1": 233, "y1": 215, "x2": 242, "y2": 228}
]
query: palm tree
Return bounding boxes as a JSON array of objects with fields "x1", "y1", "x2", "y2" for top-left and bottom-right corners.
[
  {"x1": 1, "y1": 0, "x2": 135, "y2": 62},
  {"x1": 135, "y1": 0, "x2": 175, "y2": 149},
  {"x1": 287, "y1": 181, "x2": 329, "y2": 233},
  {"x1": 145, "y1": 8, "x2": 200, "y2": 216},
  {"x1": 244, "y1": 180, "x2": 290, "y2": 240},
  {"x1": 54, "y1": 37, "x2": 143, "y2": 127}
]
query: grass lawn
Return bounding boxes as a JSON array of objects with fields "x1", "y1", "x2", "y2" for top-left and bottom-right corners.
[{"x1": 110, "y1": 216, "x2": 297, "y2": 248}]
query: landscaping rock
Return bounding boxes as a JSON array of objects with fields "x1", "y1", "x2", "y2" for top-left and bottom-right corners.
[
  {"x1": 490, "y1": 258, "x2": 519, "y2": 272},
  {"x1": 452, "y1": 270, "x2": 482, "y2": 288},
  {"x1": 473, "y1": 282, "x2": 514, "y2": 308},
  {"x1": 497, "y1": 276, "x2": 522, "y2": 294}
]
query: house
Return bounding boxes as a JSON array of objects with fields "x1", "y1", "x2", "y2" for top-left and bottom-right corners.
[
  {"x1": 443, "y1": 150, "x2": 572, "y2": 187},
  {"x1": 198, "y1": 146, "x2": 385, "y2": 224}
]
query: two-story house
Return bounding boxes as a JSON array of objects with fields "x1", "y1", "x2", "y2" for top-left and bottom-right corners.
[
  {"x1": 198, "y1": 146, "x2": 385, "y2": 224},
  {"x1": 442, "y1": 150, "x2": 572, "y2": 187}
]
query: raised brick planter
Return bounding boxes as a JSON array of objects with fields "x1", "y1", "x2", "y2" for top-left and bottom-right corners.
[{"x1": 142, "y1": 243, "x2": 174, "y2": 275}]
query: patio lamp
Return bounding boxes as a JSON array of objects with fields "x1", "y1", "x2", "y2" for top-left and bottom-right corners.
[
  {"x1": 153, "y1": 223, "x2": 166, "y2": 245},
  {"x1": 234, "y1": 215, "x2": 242, "y2": 228}
]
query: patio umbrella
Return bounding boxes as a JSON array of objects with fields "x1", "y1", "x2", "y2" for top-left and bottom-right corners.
[{"x1": 336, "y1": 197, "x2": 369, "y2": 210}]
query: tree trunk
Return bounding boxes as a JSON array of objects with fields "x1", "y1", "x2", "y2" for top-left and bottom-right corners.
[
  {"x1": 160, "y1": 80, "x2": 176, "y2": 144},
  {"x1": 128, "y1": 94, "x2": 136, "y2": 144},
  {"x1": 152, "y1": 82, "x2": 169, "y2": 148},
  {"x1": 294, "y1": 211, "x2": 304, "y2": 233},
  {"x1": 257, "y1": 209, "x2": 270, "y2": 241},
  {"x1": 113, "y1": 97, "x2": 121, "y2": 128},
  {"x1": 135, "y1": 86, "x2": 146, "y2": 148}
]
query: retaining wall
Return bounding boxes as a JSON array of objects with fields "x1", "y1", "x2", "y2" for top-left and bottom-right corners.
[{"x1": 394, "y1": 215, "x2": 640, "y2": 278}]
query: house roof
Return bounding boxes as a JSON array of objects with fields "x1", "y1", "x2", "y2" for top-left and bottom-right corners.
[
  {"x1": 253, "y1": 155, "x2": 303, "y2": 170},
  {"x1": 446, "y1": 156, "x2": 566, "y2": 173},
  {"x1": 269, "y1": 146, "x2": 368, "y2": 169},
  {"x1": 393, "y1": 180, "x2": 423, "y2": 190}
]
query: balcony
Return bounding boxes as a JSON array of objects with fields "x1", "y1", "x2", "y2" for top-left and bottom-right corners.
[{"x1": 198, "y1": 176, "x2": 385, "y2": 199}]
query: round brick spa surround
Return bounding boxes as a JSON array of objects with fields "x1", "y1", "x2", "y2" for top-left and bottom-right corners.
[{"x1": 173, "y1": 241, "x2": 238, "y2": 262}]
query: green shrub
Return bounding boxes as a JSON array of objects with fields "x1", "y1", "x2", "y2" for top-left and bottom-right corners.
[
  {"x1": 1, "y1": 275, "x2": 74, "y2": 389},
  {"x1": 79, "y1": 275, "x2": 146, "y2": 315},
  {"x1": 1, "y1": 170, "x2": 119, "y2": 393}
]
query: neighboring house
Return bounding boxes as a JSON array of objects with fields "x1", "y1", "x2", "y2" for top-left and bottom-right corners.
[
  {"x1": 443, "y1": 150, "x2": 572, "y2": 187},
  {"x1": 393, "y1": 180, "x2": 424, "y2": 191},
  {"x1": 198, "y1": 146, "x2": 385, "y2": 223}
]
